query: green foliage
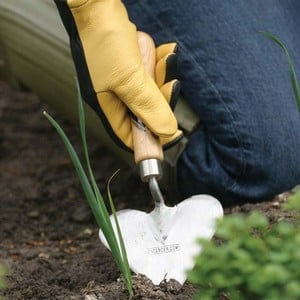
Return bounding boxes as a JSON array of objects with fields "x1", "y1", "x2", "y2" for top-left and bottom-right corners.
[
  {"x1": 188, "y1": 194, "x2": 300, "y2": 300},
  {"x1": 284, "y1": 188, "x2": 300, "y2": 226},
  {"x1": 0, "y1": 265, "x2": 7, "y2": 299},
  {"x1": 285, "y1": 187, "x2": 300, "y2": 212},
  {"x1": 43, "y1": 83, "x2": 133, "y2": 297}
]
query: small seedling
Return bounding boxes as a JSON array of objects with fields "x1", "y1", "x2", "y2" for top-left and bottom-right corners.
[{"x1": 44, "y1": 83, "x2": 133, "y2": 297}]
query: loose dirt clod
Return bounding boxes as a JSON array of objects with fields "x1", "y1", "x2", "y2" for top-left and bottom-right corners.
[{"x1": 82, "y1": 275, "x2": 196, "y2": 300}]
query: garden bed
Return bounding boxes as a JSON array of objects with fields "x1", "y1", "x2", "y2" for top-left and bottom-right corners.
[{"x1": 0, "y1": 81, "x2": 293, "y2": 299}]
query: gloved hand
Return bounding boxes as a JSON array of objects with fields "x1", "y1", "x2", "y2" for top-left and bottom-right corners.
[{"x1": 54, "y1": 0, "x2": 182, "y2": 150}]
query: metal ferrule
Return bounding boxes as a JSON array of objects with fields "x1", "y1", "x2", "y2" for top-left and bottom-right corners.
[{"x1": 139, "y1": 158, "x2": 162, "y2": 182}]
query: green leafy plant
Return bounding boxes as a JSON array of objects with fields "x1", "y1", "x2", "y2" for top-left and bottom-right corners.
[
  {"x1": 261, "y1": 31, "x2": 300, "y2": 112},
  {"x1": 0, "y1": 265, "x2": 7, "y2": 300},
  {"x1": 188, "y1": 194, "x2": 300, "y2": 300},
  {"x1": 285, "y1": 186, "x2": 300, "y2": 212},
  {"x1": 43, "y1": 83, "x2": 133, "y2": 297}
]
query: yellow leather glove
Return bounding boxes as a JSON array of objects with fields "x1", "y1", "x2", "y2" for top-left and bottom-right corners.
[{"x1": 54, "y1": 0, "x2": 182, "y2": 150}]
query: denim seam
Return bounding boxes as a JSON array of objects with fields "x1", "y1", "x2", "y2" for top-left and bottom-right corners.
[{"x1": 139, "y1": 2, "x2": 247, "y2": 191}]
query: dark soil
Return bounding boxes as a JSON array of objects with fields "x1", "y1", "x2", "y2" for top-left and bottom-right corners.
[{"x1": 0, "y1": 81, "x2": 294, "y2": 299}]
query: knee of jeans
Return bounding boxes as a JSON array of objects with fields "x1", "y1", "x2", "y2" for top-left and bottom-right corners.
[
  {"x1": 177, "y1": 127, "x2": 246, "y2": 202},
  {"x1": 177, "y1": 128, "x2": 300, "y2": 206}
]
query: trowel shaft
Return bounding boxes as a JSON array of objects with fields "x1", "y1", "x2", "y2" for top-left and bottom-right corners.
[{"x1": 130, "y1": 32, "x2": 166, "y2": 207}]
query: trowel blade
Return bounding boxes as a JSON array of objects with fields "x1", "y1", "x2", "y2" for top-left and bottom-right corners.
[{"x1": 99, "y1": 194, "x2": 223, "y2": 285}]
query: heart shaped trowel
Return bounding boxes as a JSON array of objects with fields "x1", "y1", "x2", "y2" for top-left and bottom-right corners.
[
  {"x1": 100, "y1": 193, "x2": 222, "y2": 285},
  {"x1": 99, "y1": 32, "x2": 223, "y2": 285}
]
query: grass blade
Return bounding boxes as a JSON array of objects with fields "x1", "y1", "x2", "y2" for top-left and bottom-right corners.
[
  {"x1": 75, "y1": 80, "x2": 111, "y2": 231},
  {"x1": 43, "y1": 111, "x2": 132, "y2": 293},
  {"x1": 43, "y1": 112, "x2": 100, "y2": 221},
  {"x1": 75, "y1": 81, "x2": 132, "y2": 295},
  {"x1": 107, "y1": 170, "x2": 133, "y2": 295},
  {"x1": 261, "y1": 31, "x2": 300, "y2": 112}
]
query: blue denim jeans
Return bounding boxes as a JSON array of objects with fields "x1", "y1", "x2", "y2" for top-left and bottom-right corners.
[{"x1": 123, "y1": 0, "x2": 300, "y2": 206}]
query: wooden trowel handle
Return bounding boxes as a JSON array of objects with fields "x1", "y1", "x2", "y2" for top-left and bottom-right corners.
[{"x1": 131, "y1": 32, "x2": 164, "y2": 164}]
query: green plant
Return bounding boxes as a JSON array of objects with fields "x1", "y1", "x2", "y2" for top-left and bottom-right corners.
[
  {"x1": 0, "y1": 265, "x2": 7, "y2": 300},
  {"x1": 285, "y1": 187, "x2": 300, "y2": 211},
  {"x1": 188, "y1": 192, "x2": 300, "y2": 300},
  {"x1": 261, "y1": 31, "x2": 300, "y2": 112},
  {"x1": 43, "y1": 83, "x2": 133, "y2": 297}
]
